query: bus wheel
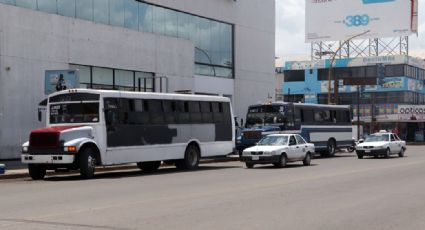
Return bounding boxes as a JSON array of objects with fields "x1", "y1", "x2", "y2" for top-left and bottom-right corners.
[
  {"x1": 28, "y1": 164, "x2": 46, "y2": 180},
  {"x1": 326, "y1": 139, "x2": 336, "y2": 157},
  {"x1": 183, "y1": 145, "x2": 200, "y2": 170},
  {"x1": 79, "y1": 148, "x2": 96, "y2": 179},
  {"x1": 137, "y1": 161, "x2": 161, "y2": 173}
]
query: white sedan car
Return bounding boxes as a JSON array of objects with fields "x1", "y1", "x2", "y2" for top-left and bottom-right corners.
[
  {"x1": 356, "y1": 132, "x2": 406, "y2": 159},
  {"x1": 241, "y1": 134, "x2": 315, "y2": 168}
]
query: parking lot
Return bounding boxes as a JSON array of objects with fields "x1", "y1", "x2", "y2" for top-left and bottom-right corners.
[{"x1": 1, "y1": 146, "x2": 425, "y2": 230}]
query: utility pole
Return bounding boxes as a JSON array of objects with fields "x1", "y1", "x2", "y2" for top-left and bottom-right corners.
[{"x1": 328, "y1": 30, "x2": 370, "y2": 104}]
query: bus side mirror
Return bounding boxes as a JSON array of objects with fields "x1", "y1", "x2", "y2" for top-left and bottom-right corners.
[
  {"x1": 240, "y1": 118, "x2": 244, "y2": 127},
  {"x1": 38, "y1": 110, "x2": 42, "y2": 122}
]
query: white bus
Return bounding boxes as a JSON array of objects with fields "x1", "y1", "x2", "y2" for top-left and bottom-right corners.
[{"x1": 22, "y1": 89, "x2": 235, "y2": 180}]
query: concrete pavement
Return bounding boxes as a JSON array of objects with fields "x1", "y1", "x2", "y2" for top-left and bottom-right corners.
[{"x1": 1, "y1": 146, "x2": 425, "y2": 230}]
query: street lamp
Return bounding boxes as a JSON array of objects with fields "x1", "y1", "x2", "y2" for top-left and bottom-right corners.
[
  {"x1": 195, "y1": 46, "x2": 216, "y2": 77},
  {"x1": 327, "y1": 30, "x2": 370, "y2": 104}
]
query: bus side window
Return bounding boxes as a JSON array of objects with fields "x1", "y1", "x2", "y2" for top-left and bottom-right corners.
[
  {"x1": 163, "y1": 100, "x2": 176, "y2": 123},
  {"x1": 176, "y1": 101, "x2": 190, "y2": 124},
  {"x1": 189, "y1": 101, "x2": 202, "y2": 124},
  {"x1": 200, "y1": 101, "x2": 213, "y2": 123},
  {"x1": 212, "y1": 102, "x2": 223, "y2": 123}
]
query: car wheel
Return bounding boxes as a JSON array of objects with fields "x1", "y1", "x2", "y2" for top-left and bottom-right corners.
[
  {"x1": 303, "y1": 153, "x2": 311, "y2": 166},
  {"x1": 398, "y1": 148, "x2": 405, "y2": 158},
  {"x1": 245, "y1": 162, "x2": 254, "y2": 168},
  {"x1": 275, "y1": 154, "x2": 287, "y2": 168},
  {"x1": 357, "y1": 153, "x2": 363, "y2": 159},
  {"x1": 137, "y1": 161, "x2": 161, "y2": 172},
  {"x1": 28, "y1": 164, "x2": 46, "y2": 180},
  {"x1": 384, "y1": 148, "x2": 390, "y2": 159},
  {"x1": 79, "y1": 148, "x2": 96, "y2": 179}
]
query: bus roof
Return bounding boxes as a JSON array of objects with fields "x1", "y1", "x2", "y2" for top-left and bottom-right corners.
[
  {"x1": 248, "y1": 101, "x2": 350, "y2": 109},
  {"x1": 48, "y1": 88, "x2": 230, "y2": 102}
]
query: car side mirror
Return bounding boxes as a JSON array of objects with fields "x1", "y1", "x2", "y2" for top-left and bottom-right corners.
[{"x1": 359, "y1": 139, "x2": 364, "y2": 143}]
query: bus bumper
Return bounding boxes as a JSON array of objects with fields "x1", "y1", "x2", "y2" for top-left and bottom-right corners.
[{"x1": 21, "y1": 154, "x2": 75, "y2": 164}]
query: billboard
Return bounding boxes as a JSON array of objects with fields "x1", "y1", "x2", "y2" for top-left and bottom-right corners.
[
  {"x1": 306, "y1": 0, "x2": 417, "y2": 42},
  {"x1": 44, "y1": 70, "x2": 79, "y2": 95}
]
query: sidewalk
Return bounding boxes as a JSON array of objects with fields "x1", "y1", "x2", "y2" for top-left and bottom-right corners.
[{"x1": 0, "y1": 155, "x2": 241, "y2": 180}]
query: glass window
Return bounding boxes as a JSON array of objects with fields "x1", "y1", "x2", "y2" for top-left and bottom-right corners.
[
  {"x1": 109, "y1": 0, "x2": 124, "y2": 27},
  {"x1": 135, "y1": 72, "x2": 154, "y2": 92},
  {"x1": 57, "y1": 0, "x2": 75, "y2": 17},
  {"x1": 115, "y1": 70, "x2": 134, "y2": 91},
  {"x1": 220, "y1": 23, "x2": 232, "y2": 67},
  {"x1": 153, "y1": 5, "x2": 165, "y2": 35},
  {"x1": 92, "y1": 67, "x2": 113, "y2": 89},
  {"x1": 93, "y1": 0, "x2": 108, "y2": 24},
  {"x1": 16, "y1": 0, "x2": 36, "y2": 9},
  {"x1": 70, "y1": 64, "x2": 91, "y2": 88},
  {"x1": 124, "y1": 0, "x2": 138, "y2": 30},
  {"x1": 284, "y1": 70, "x2": 305, "y2": 82},
  {"x1": 138, "y1": 2, "x2": 153, "y2": 33},
  {"x1": 37, "y1": 0, "x2": 57, "y2": 13},
  {"x1": 164, "y1": 8, "x2": 177, "y2": 37},
  {"x1": 177, "y1": 12, "x2": 190, "y2": 40},
  {"x1": 0, "y1": 0, "x2": 16, "y2": 5},
  {"x1": 76, "y1": 0, "x2": 93, "y2": 21},
  {"x1": 295, "y1": 135, "x2": 306, "y2": 144}
]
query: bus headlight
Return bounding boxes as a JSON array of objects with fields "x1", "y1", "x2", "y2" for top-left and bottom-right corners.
[{"x1": 21, "y1": 146, "x2": 28, "y2": 153}]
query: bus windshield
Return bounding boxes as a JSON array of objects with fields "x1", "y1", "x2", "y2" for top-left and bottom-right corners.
[
  {"x1": 246, "y1": 105, "x2": 288, "y2": 127},
  {"x1": 50, "y1": 103, "x2": 100, "y2": 124}
]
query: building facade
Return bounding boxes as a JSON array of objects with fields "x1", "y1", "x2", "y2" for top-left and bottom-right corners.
[
  {"x1": 0, "y1": 0, "x2": 275, "y2": 159},
  {"x1": 281, "y1": 55, "x2": 425, "y2": 142}
]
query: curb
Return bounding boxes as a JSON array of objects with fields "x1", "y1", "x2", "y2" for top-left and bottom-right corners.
[{"x1": 0, "y1": 156, "x2": 240, "y2": 181}]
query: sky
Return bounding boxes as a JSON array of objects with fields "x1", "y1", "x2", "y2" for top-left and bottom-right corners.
[{"x1": 275, "y1": 0, "x2": 425, "y2": 66}]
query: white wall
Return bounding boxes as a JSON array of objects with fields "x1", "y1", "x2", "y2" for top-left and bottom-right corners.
[{"x1": 0, "y1": 0, "x2": 275, "y2": 159}]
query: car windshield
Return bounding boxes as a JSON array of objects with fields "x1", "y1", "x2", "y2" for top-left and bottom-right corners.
[
  {"x1": 257, "y1": 136, "x2": 288, "y2": 146},
  {"x1": 365, "y1": 134, "x2": 389, "y2": 142}
]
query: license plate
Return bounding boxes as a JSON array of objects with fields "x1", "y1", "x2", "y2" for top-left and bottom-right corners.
[
  {"x1": 252, "y1": 156, "x2": 259, "y2": 160},
  {"x1": 365, "y1": 150, "x2": 371, "y2": 153}
]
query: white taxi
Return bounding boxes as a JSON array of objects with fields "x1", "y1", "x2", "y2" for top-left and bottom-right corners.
[
  {"x1": 241, "y1": 134, "x2": 315, "y2": 168},
  {"x1": 356, "y1": 131, "x2": 406, "y2": 159}
]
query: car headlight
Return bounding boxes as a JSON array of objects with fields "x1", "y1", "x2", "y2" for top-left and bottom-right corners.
[{"x1": 21, "y1": 146, "x2": 28, "y2": 153}]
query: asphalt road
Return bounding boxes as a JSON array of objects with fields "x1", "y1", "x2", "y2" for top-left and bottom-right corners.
[{"x1": 1, "y1": 146, "x2": 425, "y2": 230}]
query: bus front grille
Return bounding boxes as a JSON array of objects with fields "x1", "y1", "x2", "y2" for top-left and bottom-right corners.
[
  {"x1": 243, "y1": 131, "x2": 262, "y2": 140},
  {"x1": 29, "y1": 132, "x2": 60, "y2": 148}
]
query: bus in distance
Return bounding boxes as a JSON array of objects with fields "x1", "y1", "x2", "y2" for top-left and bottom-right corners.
[
  {"x1": 21, "y1": 89, "x2": 235, "y2": 180},
  {"x1": 236, "y1": 102, "x2": 353, "y2": 157}
]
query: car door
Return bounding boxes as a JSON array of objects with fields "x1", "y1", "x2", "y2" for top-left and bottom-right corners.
[
  {"x1": 295, "y1": 134, "x2": 307, "y2": 160},
  {"x1": 287, "y1": 135, "x2": 298, "y2": 160},
  {"x1": 390, "y1": 134, "x2": 401, "y2": 153}
]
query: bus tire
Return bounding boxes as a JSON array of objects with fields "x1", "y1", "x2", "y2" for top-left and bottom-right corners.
[
  {"x1": 181, "y1": 144, "x2": 200, "y2": 170},
  {"x1": 79, "y1": 148, "x2": 96, "y2": 179},
  {"x1": 137, "y1": 161, "x2": 161, "y2": 173},
  {"x1": 28, "y1": 164, "x2": 46, "y2": 180},
  {"x1": 326, "y1": 139, "x2": 336, "y2": 157}
]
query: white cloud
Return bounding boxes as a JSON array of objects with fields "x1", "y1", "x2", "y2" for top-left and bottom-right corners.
[{"x1": 276, "y1": 0, "x2": 425, "y2": 65}]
